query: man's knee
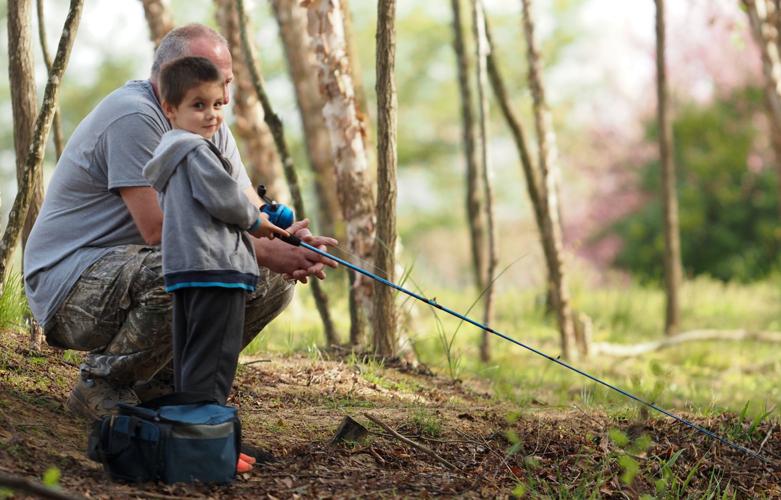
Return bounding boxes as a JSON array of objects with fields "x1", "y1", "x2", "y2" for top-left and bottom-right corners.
[{"x1": 243, "y1": 271, "x2": 295, "y2": 347}]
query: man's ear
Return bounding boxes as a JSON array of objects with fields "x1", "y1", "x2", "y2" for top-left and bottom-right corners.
[{"x1": 162, "y1": 100, "x2": 176, "y2": 121}]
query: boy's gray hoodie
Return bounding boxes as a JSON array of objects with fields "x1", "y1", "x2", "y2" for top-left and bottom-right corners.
[{"x1": 143, "y1": 129, "x2": 261, "y2": 292}]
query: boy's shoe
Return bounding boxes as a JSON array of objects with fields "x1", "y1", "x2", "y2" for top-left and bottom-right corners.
[
  {"x1": 239, "y1": 452, "x2": 256, "y2": 465},
  {"x1": 237, "y1": 457, "x2": 253, "y2": 474},
  {"x1": 66, "y1": 377, "x2": 139, "y2": 421}
]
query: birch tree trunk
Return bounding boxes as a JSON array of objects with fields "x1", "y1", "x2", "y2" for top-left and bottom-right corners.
[
  {"x1": 272, "y1": 0, "x2": 341, "y2": 238},
  {"x1": 654, "y1": 0, "x2": 682, "y2": 337},
  {"x1": 36, "y1": 0, "x2": 63, "y2": 160},
  {"x1": 0, "y1": 0, "x2": 84, "y2": 292},
  {"x1": 139, "y1": 0, "x2": 175, "y2": 49},
  {"x1": 520, "y1": 0, "x2": 578, "y2": 360},
  {"x1": 450, "y1": 0, "x2": 488, "y2": 310},
  {"x1": 471, "y1": 0, "x2": 498, "y2": 363},
  {"x1": 215, "y1": 0, "x2": 288, "y2": 203},
  {"x1": 307, "y1": 0, "x2": 377, "y2": 348},
  {"x1": 9, "y1": 0, "x2": 41, "y2": 262},
  {"x1": 743, "y1": 0, "x2": 781, "y2": 219},
  {"x1": 236, "y1": 0, "x2": 338, "y2": 347},
  {"x1": 372, "y1": 0, "x2": 398, "y2": 357},
  {"x1": 341, "y1": 0, "x2": 372, "y2": 155}
]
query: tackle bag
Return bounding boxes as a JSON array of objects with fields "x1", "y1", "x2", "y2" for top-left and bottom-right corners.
[{"x1": 87, "y1": 392, "x2": 241, "y2": 484}]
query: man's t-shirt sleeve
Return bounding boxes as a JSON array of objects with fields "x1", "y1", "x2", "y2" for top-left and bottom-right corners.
[
  {"x1": 103, "y1": 113, "x2": 167, "y2": 193},
  {"x1": 217, "y1": 125, "x2": 252, "y2": 190}
]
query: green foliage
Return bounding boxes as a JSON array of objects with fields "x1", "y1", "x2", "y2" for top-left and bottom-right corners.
[
  {"x1": 42, "y1": 467, "x2": 61, "y2": 488},
  {"x1": 410, "y1": 408, "x2": 443, "y2": 438},
  {"x1": 611, "y1": 86, "x2": 781, "y2": 282},
  {"x1": 0, "y1": 272, "x2": 31, "y2": 330}
]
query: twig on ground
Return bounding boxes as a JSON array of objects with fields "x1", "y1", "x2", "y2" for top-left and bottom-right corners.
[
  {"x1": 241, "y1": 359, "x2": 271, "y2": 366},
  {"x1": 758, "y1": 425, "x2": 774, "y2": 453},
  {"x1": 0, "y1": 472, "x2": 83, "y2": 500},
  {"x1": 364, "y1": 413, "x2": 458, "y2": 470}
]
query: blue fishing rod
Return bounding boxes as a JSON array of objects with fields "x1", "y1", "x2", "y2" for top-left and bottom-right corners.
[{"x1": 259, "y1": 194, "x2": 768, "y2": 463}]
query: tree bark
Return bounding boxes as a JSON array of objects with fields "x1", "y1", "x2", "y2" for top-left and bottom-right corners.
[
  {"x1": 306, "y1": 0, "x2": 376, "y2": 348},
  {"x1": 8, "y1": 0, "x2": 42, "y2": 263},
  {"x1": 36, "y1": 0, "x2": 63, "y2": 161},
  {"x1": 471, "y1": 0, "x2": 498, "y2": 363},
  {"x1": 139, "y1": 0, "x2": 175, "y2": 49},
  {"x1": 0, "y1": 0, "x2": 84, "y2": 291},
  {"x1": 372, "y1": 0, "x2": 398, "y2": 357},
  {"x1": 450, "y1": 0, "x2": 488, "y2": 308},
  {"x1": 235, "y1": 0, "x2": 338, "y2": 347},
  {"x1": 215, "y1": 0, "x2": 289, "y2": 204},
  {"x1": 271, "y1": 0, "x2": 341, "y2": 238},
  {"x1": 654, "y1": 0, "x2": 682, "y2": 337},
  {"x1": 743, "y1": 0, "x2": 781, "y2": 219},
  {"x1": 341, "y1": 0, "x2": 373, "y2": 157},
  {"x1": 520, "y1": 0, "x2": 578, "y2": 360}
]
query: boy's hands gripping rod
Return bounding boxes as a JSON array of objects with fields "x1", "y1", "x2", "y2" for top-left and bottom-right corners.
[{"x1": 272, "y1": 220, "x2": 768, "y2": 463}]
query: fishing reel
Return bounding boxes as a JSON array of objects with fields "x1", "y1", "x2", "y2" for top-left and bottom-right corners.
[{"x1": 257, "y1": 185, "x2": 295, "y2": 229}]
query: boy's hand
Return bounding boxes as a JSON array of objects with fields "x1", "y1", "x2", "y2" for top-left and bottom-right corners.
[{"x1": 250, "y1": 213, "x2": 290, "y2": 240}]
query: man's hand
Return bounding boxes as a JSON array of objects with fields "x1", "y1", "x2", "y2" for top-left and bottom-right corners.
[{"x1": 254, "y1": 219, "x2": 338, "y2": 282}]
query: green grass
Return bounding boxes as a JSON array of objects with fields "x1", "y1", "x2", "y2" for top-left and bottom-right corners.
[
  {"x1": 249, "y1": 275, "x2": 781, "y2": 420},
  {"x1": 0, "y1": 272, "x2": 30, "y2": 331}
]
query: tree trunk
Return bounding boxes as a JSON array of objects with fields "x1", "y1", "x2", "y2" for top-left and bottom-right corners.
[
  {"x1": 654, "y1": 0, "x2": 682, "y2": 337},
  {"x1": 215, "y1": 0, "x2": 289, "y2": 204},
  {"x1": 372, "y1": 0, "x2": 398, "y2": 357},
  {"x1": 8, "y1": 0, "x2": 41, "y2": 263},
  {"x1": 11, "y1": 0, "x2": 43, "y2": 350},
  {"x1": 36, "y1": 0, "x2": 63, "y2": 161},
  {"x1": 235, "y1": 0, "x2": 338, "y2": 347},
  {"x1": 307, "y1": 0, "x2": 376, "y2": 348},
  {"x1": 450, "y1": 0, "x2": 488, "y2": 345},
  {"x1": 0, "y1": 0, "x2": 84, "y2": 292},
  {"x1": 341, "y1": 0, "x2": 373, "y2": 157},
  {"x1": 471, "y1": 0, "x2": 498, "y2": 363},
  {"x1": 271, "y1": 0, "x2": 341, "y2": 238},
  {"x1": 743, "y1": 0, "x2": 781, "y2": 219},
  {"x1": 139, "y1": 0, "x2": 175, "y2": 49},
  {"x1": 520, "y1": 0, "x2": 578, "y2": 360}
]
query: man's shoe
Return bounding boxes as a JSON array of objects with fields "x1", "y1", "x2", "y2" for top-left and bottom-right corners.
[
  {"x1": 66, "y1": 377, "x2": 139, "y2": 421},
  {"x1": 132, "y1": 377, "x2": 175, "y2": 402}
]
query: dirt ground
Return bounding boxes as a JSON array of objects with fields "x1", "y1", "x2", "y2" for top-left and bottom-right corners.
[{"x1": 0, "y1": 327, "x2": 778, "y2": 499}]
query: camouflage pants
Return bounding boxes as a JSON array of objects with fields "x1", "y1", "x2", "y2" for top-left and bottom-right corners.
[{"x1": 44, "y1": 245, "x2": 295, "y2": 387}]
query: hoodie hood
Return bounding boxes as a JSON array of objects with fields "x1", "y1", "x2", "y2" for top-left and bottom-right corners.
[{"x1": 143, "y1": 129, "x2": 209, "y2": 191}]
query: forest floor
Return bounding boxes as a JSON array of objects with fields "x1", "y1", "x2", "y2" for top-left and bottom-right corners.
[{"x1": 0, "y1": 327, "x2": 779, "y2": 499}]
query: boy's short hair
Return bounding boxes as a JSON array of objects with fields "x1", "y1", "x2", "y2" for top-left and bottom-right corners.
[{"x1": 159, "y1": 56, "x2": 221, "y2": 107}]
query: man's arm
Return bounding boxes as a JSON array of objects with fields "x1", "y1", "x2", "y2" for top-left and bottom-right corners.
[{"x1": 119, "y1": 186, "x2": 163, "y2": 245}]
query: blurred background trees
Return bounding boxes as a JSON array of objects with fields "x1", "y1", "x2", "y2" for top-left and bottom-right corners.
[{"x1": 1, "y1": 0, "x2": 780, "y2": 356}]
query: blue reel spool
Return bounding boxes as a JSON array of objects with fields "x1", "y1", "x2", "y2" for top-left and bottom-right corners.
[{"x1": 261, "y1": 203, "x2": 294, "y2": 229}]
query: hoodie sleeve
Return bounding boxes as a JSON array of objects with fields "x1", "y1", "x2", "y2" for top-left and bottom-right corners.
[{"x1": 186, "y1": 146, "x2": 259, "y2": 230}]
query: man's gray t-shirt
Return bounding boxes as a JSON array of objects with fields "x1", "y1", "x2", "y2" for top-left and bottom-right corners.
[{"x1": 24, "y1": 80, "x2": 251, "y2": 326}]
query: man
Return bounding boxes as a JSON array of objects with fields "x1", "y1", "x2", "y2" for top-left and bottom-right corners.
[{"x1": 23, "y1": 23, "x2": 337, "y2": 420}]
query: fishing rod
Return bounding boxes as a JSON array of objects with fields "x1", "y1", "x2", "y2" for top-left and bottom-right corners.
[
  {"x1": 256, "y1": 188, "x2": 767, "y2": 462},
  {"x1": 274, "y1": 231, "x2": 769, "y2": 464}
]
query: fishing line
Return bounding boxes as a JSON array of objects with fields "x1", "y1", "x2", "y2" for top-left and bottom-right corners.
[{"x1": 281, "y1": 234, "x2": 769, "y2": 463}]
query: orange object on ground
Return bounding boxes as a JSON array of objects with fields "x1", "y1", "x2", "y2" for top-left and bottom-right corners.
[
  {"x1": 236, "y1": 457, "x2": 253, "y2": 474},
  {"x1": 239, "y1": 452, "x2": 256, "y2": 465}
]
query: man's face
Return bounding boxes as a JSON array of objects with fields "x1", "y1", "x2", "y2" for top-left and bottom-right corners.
[
  {"x1": 163, "y1": 81, "x2": 225, "y2": 139},
  {"x1": 187, "y1": 38, "x2": 234, "y2": 105}
]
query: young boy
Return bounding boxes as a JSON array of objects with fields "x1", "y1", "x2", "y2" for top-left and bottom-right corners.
[{"x1": 143, "y1": 56, "x2": 286, "y2": 473}]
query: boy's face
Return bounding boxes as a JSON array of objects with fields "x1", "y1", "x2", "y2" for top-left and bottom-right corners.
[{"x1": 163, "y1": 81, "x2": 224, "y2": 139}]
